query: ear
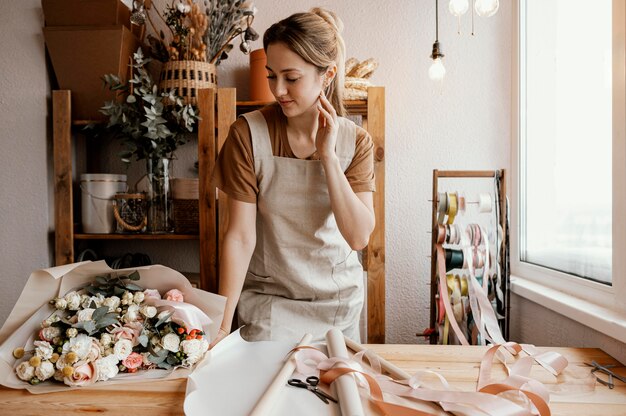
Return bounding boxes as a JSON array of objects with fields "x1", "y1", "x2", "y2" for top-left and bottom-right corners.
[{"x1": 323, "y1": 65, "x2": 338, "y2": 87}]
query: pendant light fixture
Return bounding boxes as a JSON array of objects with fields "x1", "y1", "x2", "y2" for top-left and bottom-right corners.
[
  {"x1": 449, "y1": 0, "x2": 469, "y2": 34},
  {"x1": 474, "y1": 0, "x2": 499, "y2": 17},
  {"x1": 429, "y1": 0, "x2": 446, "y2": 81}
]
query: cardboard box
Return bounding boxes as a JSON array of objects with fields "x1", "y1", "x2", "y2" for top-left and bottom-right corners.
[
  {"x1": 41, "y1": 0, "x2": 131, "y2": 28},
  {"x1": 44, "y1": 25, "x2": 140, "y2": 120}
]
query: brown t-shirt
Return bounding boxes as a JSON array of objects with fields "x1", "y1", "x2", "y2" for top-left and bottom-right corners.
[{"x1": 212, "y1": 103, "x2": 375, "y2": 203}]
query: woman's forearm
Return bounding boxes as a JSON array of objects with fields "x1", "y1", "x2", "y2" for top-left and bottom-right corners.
[
  {"x1": 217, "y1": 233, "x2": 256, "y2": 331},
  {"x1": 322, "y1": 155, "x2": 375, "y2": 250}
]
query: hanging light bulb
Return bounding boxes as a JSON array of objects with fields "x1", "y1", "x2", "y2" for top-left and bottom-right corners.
[
  {"x1": 429, "y1": 0, "x2": 446, "y2": 81},
  {"x1": 449, "y1": 0, "x2": 469, "y2": 16},
  {"x1": 474, "y1": 0, "x2": 499, "y2": 17},
  {"x1": 429, "y1": 56, "x2": 446, "y2": 81}
]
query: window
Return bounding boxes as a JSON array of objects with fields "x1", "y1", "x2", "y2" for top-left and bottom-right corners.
[
  {"x1": 513, "y1": 0, "x2": 626, "y2": 312},
  {"x1": 519, "y1": 0, "x2": 612, "y2": 284}
]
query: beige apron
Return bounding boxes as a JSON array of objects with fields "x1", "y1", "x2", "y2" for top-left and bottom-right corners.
[{"x1": 237, "y1": 110, "x2": 364, "y2": 343}]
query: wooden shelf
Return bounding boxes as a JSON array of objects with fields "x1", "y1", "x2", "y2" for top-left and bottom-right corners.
[
  {"x1": 236, "y1": 99, "x2": 369, "y2": 116},
  {"x1": 74, "y1": 233, "x2": 199, "y2": 240},
  {"x1": 72, "y1": 99, "x2": 370, "y2": 125}
]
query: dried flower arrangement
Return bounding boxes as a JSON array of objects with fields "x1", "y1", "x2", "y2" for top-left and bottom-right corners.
[{"x1": 131, "y1": 0, "x2": 259, "y2": 65}]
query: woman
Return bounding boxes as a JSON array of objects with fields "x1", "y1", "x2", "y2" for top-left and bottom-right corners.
[{"x1": 210, "y1": 8, "x2": 375, "y2": 345}]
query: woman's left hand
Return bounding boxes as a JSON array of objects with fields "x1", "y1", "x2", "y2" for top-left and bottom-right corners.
[{"x1": 315, "y1": 91, "x2": 338, "y2": 162}]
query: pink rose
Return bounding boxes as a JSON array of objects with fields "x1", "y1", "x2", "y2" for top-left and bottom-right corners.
[
  {"x1": 86, "y1": 339, "x2": 102, "y2": 362},
  {"x1": 122, "y1": 352, "x2": 143, "y2": 370},
  {"x1": 164, "y1": 289, "x2": 184, "y2": 302},
  {"x1": 110, "y1": 322, "x2": 144, "y2": 347},
  {"x1": 64, "y1": 361, "x2": 98, "y2": 387},
  {"x1": 143, "y1": 289, "x2": 161, "y2": 300}
]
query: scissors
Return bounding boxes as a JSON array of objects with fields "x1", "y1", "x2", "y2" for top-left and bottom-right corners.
[
  {"x1": 585, "y1": 361, "x2": 626, "y2": 389},
  {"x1": 287, "y1": 376, "x2": 338, "y2": 404}
]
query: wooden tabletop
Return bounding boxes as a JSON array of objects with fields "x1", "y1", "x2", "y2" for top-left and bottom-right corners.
[{"x1": 0, "y1": 345, "x2": 624, "y2": 415}]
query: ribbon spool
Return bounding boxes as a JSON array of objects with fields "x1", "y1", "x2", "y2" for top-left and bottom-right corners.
[
  {"x1": 444, "y1": 248, "x2": 464, "y2": 271},
  {"x1": 447, "y1": 192, "x2": 458, "y2": 225},
  {"x1": 478, "y1": 193, "x2": 492, "y2": 213}
]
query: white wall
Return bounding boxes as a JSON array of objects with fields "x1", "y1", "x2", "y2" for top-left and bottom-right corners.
[
  {"x1": 1, "y1": 0, "x2": 624, "y2": 361},
  {"x1": 0, "y1": 1, "x2": 51, "y2": 325}
]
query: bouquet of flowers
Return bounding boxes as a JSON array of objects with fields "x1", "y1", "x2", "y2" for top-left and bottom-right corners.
[{"x1": 0, "y1": 261, "x2": 225, "y2": 392}]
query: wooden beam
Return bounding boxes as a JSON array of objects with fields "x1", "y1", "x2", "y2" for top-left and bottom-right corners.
[
  {"x1": 198, "y1": 89, "x2": 217, "y2": 293},
  {"x1": 366, "y1": 86, "x2": 385, "y2": 343},
  {"x1": 216, "y1": 88, "x2": 237, "y2": 287},
  {"x1": 53, "y1": 90, "x2": 73, "y2": 265}
]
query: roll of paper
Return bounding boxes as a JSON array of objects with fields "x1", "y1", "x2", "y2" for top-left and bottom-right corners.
[
  {"x1": 325, "y1": 328, "x2": 365, "y2": 416},
  {"x1": 249, "y1": 333, "x2": 313, "y2": 416}
]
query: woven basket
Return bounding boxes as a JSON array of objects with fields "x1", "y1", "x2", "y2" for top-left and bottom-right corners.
[
  {"x1": 173, "y1": 199, "x2": 199, "y2": 234},
  {"x1": 159, "y1": 60, "x2": 216, "y2": 105}
]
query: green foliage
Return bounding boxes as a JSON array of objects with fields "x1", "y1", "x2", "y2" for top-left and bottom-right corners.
[
  {"x1": 100, "y1": 48, "x2": 199, "y2": 163},
  {"x1": 85, "y1": 270, "x2": 143, "y2": 298}
]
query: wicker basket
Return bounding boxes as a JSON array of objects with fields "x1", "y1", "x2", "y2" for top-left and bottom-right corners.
[
  {"x1": 159, "y1": 60, "x2": 216, "y2": 105},
  {"x1": 173, "y1": 199, "x2": 199, "y2": 234},
  {"x1": 172, "y1": 178, "x2": 199, "y2": 234}
]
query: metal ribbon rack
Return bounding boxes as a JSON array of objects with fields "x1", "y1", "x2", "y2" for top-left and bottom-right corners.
[{"x1": 426, "y1": 169, "x2": 509, "y2": 345}]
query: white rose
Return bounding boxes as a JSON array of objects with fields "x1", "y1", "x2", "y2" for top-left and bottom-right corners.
[
  {"x1": 103, "y1": 296, "x2": 120, "y2": 312},
  {"x1": 35, "y1": 360, "x2": 55, "y2": 381},
  {"x1": 180, "y1": 339, "x2": 209, "y2": 365},
  {"x1": 133, "y1": 292, "x2": 145, "y2": 304},
  {"x1": 44, "y1": 314, "x2": 61, "y2": 328},
  {"x1": 121, "y1": 291, "x2": 134, "y2": 305},
  {"x1": 100, "y1": 333, "x2": 113, "y2": 346},
  {"x1": 113, "y1": 339, "x2": 133, "y2": 360},
  {"x1": 54, "y1": 298, "x2": 67, "y2": 310},
  {"x1": 34, "y1": 341, "x2": 54, "y2": 360},
  {"x1": 95, "y1": 355, "x2": 119, "y2": 381},
  {"x1": 77, "y1": 308, "x2": 95, "y2": 322},
  {"x1": 64, "y1": 291, "x2": 81, "y2": 311},
  {"x1": 140, "y1": 305, "x2": 157, "y2": 319},
  {"x1": 41, "y1": 326, "x2": 61, "y2": 342},
  {"x1": 63, "y1": 333, "x2": 93, "y2": 360},
  {"x1": 92, "y1": 293, "x2": 105, "y2": 308},
  {"x1": 161, "y1": 333, "x2": 181, "y2": 352},
  {"x1": 122, "y1": 304, "x2": 140, "y2": 323},
  {"x1": 66, "y1": 328, "x2": 78, "y2": 338},
  {"x1": 15, "y1": 361, "x2": 35, "y2": 381}
]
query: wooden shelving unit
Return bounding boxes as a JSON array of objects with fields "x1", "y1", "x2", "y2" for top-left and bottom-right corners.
[{"x1": 53, "y1": 86, "x2": 386, "y2": 343}]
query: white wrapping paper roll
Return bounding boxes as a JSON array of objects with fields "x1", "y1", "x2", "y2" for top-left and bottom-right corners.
[
  {"x1": 326, "y1": 328, "x2": 365, "y2": 416},
  {"x1": 249, "y1": 333, "x2": 313, "y2": 416}
]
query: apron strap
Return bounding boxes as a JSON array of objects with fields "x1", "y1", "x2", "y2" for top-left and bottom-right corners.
[{"x1": 242, "y1": 111, "x2": 273, "y2": 159}]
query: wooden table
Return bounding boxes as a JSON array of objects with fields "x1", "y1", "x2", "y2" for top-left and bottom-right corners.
[{"x1": 0, "y1": 345, "x2": 624, "y2": 415}]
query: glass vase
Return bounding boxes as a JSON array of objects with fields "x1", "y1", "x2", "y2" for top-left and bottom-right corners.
[{"x1": 146, "y1": 157, "x2": 174, "y2": 233}]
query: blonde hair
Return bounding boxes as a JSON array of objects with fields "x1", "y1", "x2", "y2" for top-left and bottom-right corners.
[{"x1": 263, "y1": 7, "x2": 346, "y2": 116}]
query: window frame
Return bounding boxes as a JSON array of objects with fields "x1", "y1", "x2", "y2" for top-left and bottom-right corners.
[{"x1": 511, "y1": 0, "x2": 626, "y2": 340}]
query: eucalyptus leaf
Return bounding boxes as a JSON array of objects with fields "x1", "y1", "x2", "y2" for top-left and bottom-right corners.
[
  {"x1": 124, "y1": 283, "x2": 144, "y2": 291},
  {"x1": 138, "y1": 334, "x2": 149, "y2": 347},
  {"x1": 91, "y1": 306, "x2": 109, "y2": 321},
  {"x1": 128, "y1": 271, "x2": 140, "y2": 281}
]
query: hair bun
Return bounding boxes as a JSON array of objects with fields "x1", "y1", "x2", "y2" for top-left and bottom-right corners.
[{"x1": 310, "y1": 7, "x2": 344, "y2": 34}]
